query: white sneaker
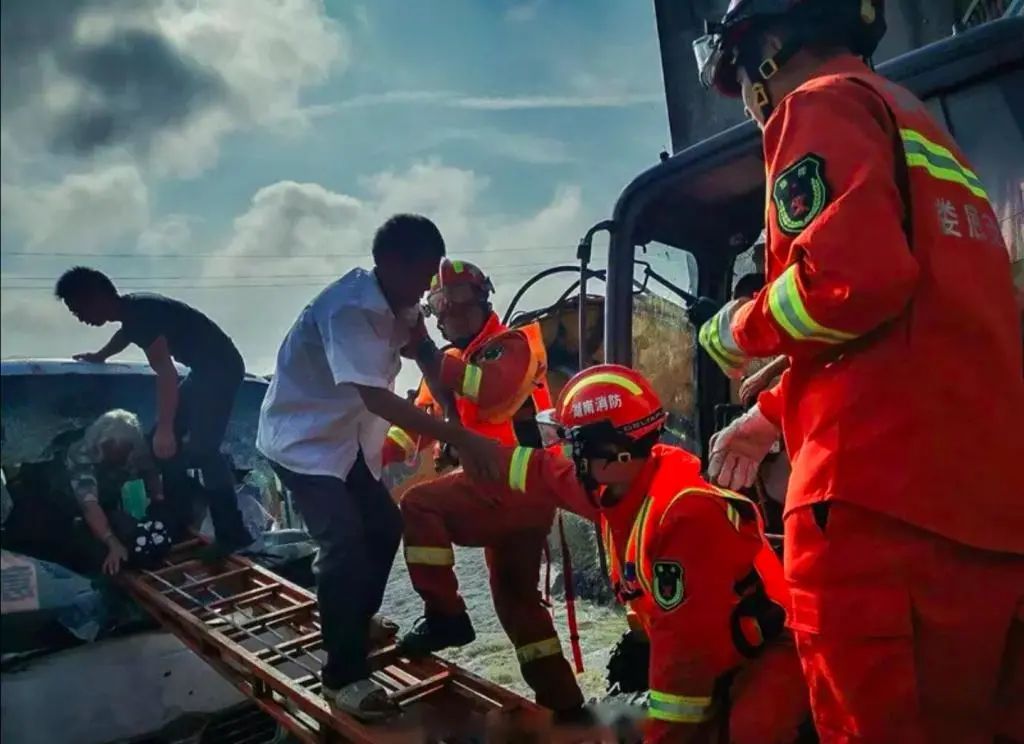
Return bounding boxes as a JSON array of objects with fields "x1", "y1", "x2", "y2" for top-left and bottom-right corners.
[{"x1": 323, "y1": 678, "x2": 399, "y2": 722}]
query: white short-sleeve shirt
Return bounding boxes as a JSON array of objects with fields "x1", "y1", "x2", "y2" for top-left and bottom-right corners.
[{"x1": 257, "y1": 268, "x2": 416, "y2": 480}]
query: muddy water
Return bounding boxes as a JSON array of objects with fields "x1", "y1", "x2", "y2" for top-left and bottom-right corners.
[{"x1": 380, "y1": 546, "x2": 627, "y2": 702}]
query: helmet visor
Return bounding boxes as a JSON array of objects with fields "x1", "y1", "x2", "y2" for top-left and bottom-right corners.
[
  {"x1": 535, "y1": 408, "x2": 566, "y2": 448},
  {"x1": 693, "y1": 30, "x2": 724, "y2": 90},
  {"x1": 424, "y1": 283, "x2": 481, "y2": 316}
]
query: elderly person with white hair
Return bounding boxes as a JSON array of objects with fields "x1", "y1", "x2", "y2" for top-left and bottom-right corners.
[{"x1": 66, "y1": 409, "x2": 164, "y2": 575}]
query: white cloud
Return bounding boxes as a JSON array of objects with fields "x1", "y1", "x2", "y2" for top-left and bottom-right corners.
[
  {"x1": 425, "y1": 128, "x2": 572, "y2": 165},
  {"x1": 137, "y1": 214, "x2": 195, "y2": 254},
  {"x1": 453, "y1": 93, "x2": 662, "y2": 110},
  {"x1": 1, "y1": 0, "x2": 347, "y2": 178},
  {"x1": 1, "y1": 164, "x2": 149, "y2": 251},
  {"x1": 200, "y1": 160, "x2": 589, "y2": 389},
  {"x1": 304, "y1": 90, "x2": 662, "y2": 119}
]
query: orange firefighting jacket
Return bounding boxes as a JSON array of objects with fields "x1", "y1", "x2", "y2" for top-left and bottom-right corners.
[
  {"x1": 437, "y1": 312, "x2": 552, "y2": 445},
  {"x1": 718, "y1": 55, "x2": 1024, "y2": 553},
  {"x1": 505, "y1": 443, "x2": 790, "y2": 740}
]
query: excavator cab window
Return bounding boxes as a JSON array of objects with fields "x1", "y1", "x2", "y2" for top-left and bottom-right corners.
[{"x1": 630, "y1": 242, "x2": 699, "y2": 451}]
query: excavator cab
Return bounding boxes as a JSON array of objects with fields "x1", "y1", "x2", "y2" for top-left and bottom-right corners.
[{"x1": 597, "y1": 16, "x2": 1024, "y2": 464}]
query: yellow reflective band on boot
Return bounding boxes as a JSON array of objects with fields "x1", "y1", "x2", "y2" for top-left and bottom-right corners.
[
  {"x1": 405, "y1": 546, "x2": 455, "y2": 566},
  {"x1": 462, "y1": 364, "x2": 483, "y2": 401},
  {"x1": 516, "y1": 636, "x2": 563, "y2": 665},
  {"x1": 648, "y1": 691, "x2": 714, "y2": 723},
  {"x1": 901, "y1": 129, "x2": 989, "y2": 200},
  {"x1": 768, "y1": 265, "x2": 857, "y2": 345},
  {"x1": 508, "y1": 447, "x2": 532, "y2": 492},
  {"x1": 387, "y1": 426, "x2": 416, "y2": 458}
]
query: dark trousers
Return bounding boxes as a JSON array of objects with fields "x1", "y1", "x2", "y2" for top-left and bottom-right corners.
[
  {"x1": 272, "y1": 453, "x2": 403, "y2": 689},
  {"x1": 159, "y1": 367, "x2": 250, "y2": 547}
]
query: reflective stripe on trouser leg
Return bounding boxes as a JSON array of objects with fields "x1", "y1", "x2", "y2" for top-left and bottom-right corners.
[
  {"x1": 515, "y1": 636, "x2": 564, "y2": 665},
  {"x1": 648, "y1": 690, "x2": 715, "y2": 723},
  {"x1": 404, "y1": 546, "x2": 455, "y2": 566},
  {"x1": 507, "y1": 446, "x2": 532, "y2": 492}
]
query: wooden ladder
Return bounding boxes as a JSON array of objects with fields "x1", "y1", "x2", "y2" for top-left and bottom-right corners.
[{"x1": 122, "y1": 538, "x2": 542, "y2": 743}]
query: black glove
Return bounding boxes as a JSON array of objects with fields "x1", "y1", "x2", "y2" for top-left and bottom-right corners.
[
  {"x1": 686, "y1": 296, "x2": 721, "y2": 328},
  {"x1": 606, "y1": 628, "x2": 650, "y2": 694}
]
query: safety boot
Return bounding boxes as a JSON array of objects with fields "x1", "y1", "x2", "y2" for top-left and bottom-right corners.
[{"x1": 397, "y1": 611, "x2": 475, "y2": 656}]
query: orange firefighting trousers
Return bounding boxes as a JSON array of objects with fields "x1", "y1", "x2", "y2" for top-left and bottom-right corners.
[
  {"x1": 711, "y1": 638, "x2": 810, "y2": 744},
  {"x1": 399, "y1": 469, "x2": 583, "y2": 712},
  {"x1": 785, "y1": 502, "x2": 1024, "y2": 744}
]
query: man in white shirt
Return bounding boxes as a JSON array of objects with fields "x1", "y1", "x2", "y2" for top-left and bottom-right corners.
[{"x1": 258, "y1": 214, "x2": 500, "y2": 721}]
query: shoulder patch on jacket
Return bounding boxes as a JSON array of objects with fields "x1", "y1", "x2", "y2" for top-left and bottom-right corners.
[
  {"x1": 652, "y1": 561, "x2": 685, "y2": 611},
  {"x1": 772, "y1": 153, "x2": 830, "y2": 235}
]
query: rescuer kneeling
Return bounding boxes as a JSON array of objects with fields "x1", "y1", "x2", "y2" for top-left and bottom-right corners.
[
  {"x1": 395, "y1": 258, "x2": 585, "y2": 719},
  {"x1": 507, "y1": 365, "x2": 811, "y2": 743}
]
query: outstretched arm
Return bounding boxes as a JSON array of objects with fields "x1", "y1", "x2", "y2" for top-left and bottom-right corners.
[
  {"x1": 74, "y1": 329, "x2": 130, "y2": 363},
  {"x1": 355, "y1": 385, "x2": 501, "y2": 483}
]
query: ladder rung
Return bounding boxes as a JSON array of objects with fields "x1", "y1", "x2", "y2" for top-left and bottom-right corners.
[
  {"x1": 151, "y1": 559, "x2": 205, "y2": 578},
  {"x1": 255, "y1": 631, "x2": 322, "y2": 661},
  {"x1": 172, "y1": 566, "x2": 253, "y2": 594},
  {"x1": 202, "y1": 585, "x2": 277, "y2": 613},
  {"x1": 227, "y1": 601, "x2": 317, "y2": 635},
  {"x1": 392, "y1": 671, "x2": 451, "y2": 705},
  {"x1": 293, "y1": 673, "x2": 320, "y2": 689}
]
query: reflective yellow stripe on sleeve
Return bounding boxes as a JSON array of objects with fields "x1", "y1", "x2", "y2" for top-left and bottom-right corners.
[
  {"x1": 508, "y1": 446, "x2": 532, "y2": 492},
  {"x1": 387, "y1": 426, "x2": 416, "y2": 458},
  {"x1": 648, "y1": 691, "x2": 714, "y2": 723},
  {"x1": 462, "y1": 364, "x2": 483, "y2": 401},
  {"x1": 900, "y1": 129, "x2": 989, "y2": 200},
  {"x1": 698, "y1": 311, "x2": 746, "y2": 376},
  {"x1": 767, "y1": 265, "x2": 858, "y2": 345},
  {"x1": 630, "y1": 496, "x2": 656, "y2": 597},
  {"x1": 515, "y1": 636, "x2": 563, "y2": 665},
  {"x1": 404, "y1": 546, "x2": 455, "y2": 566}
]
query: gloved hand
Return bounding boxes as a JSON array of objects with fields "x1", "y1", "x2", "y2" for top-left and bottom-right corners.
[
  {"x1": 698, "y1": 299, "x2": 754, "y2": 379},
  {"x1": 686, "y1": 296, "x2": 721, "y2": 329},
  {"x1": 708, "y1": 403, "x2": 781, "y2": 490}
]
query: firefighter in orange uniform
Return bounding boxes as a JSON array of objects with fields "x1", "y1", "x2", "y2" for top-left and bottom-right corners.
[
  {"x1": 396, "y1": 258, "x2": 585, "y2": 718},
  {"x1": 507, "y1": 364, "x2": 811, "y2": 743},
  {"x1": 695, "y1": 2, "x2": 1024, "y2": 741}
]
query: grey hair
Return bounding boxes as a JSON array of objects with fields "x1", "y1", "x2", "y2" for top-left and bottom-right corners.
[{"x1": 82, "y1": 409, "x2": 145, "y2": 455}]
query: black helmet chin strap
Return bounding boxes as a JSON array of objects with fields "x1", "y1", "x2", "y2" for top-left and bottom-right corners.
[{"x1": 735, "y1": 27, "x2": 805, "y2": 121}]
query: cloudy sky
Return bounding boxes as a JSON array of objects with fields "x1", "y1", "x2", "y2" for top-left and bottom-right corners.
[{"x1": 0, "y1": 0, "x2": 679, "y2": 393}]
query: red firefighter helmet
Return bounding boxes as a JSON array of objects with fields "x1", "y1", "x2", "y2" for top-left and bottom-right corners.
[
  {"x1": 555, "y1": 364, "x2": 666, "y2": 443},
  {"x1": 693, "y1": 0, "x2": 886, "y2": 104},
  {"x1": 424, "y1": 258, "x2": 494, "y2": 317}
]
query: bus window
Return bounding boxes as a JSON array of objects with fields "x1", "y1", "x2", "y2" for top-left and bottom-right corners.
[
  {"x1": 632, "y1": 243, "x2": 698, "y2": 448},
  {"x1": 939, "y1": 68, "x2": 1024, "y2": 278}
]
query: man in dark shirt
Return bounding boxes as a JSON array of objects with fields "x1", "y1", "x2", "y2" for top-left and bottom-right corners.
[{"x1": 55, "y1": 267, "x2": 252, "y2": 554}]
